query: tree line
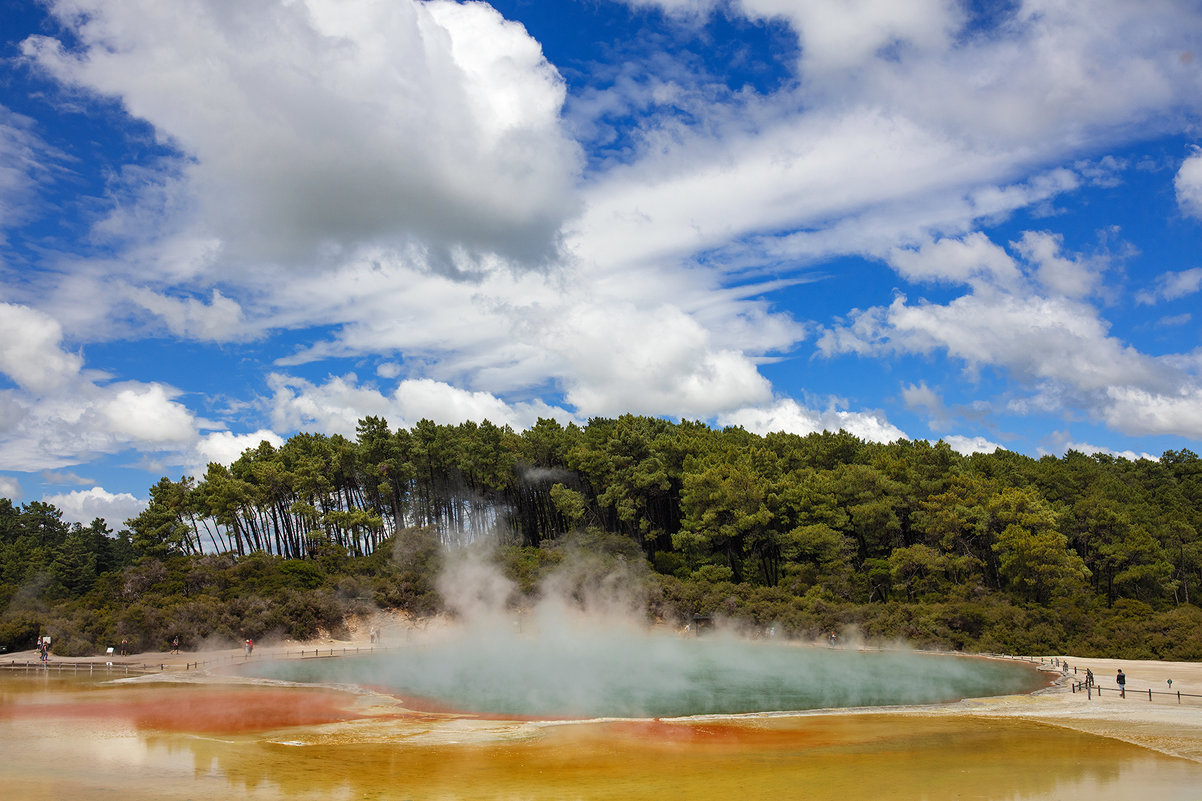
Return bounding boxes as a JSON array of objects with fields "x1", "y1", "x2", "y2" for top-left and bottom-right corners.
[{"x1": 2, "y1": 415, "x2": 1202, "y2": 658}]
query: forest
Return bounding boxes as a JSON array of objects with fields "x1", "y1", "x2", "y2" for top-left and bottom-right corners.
[{"x1": 2, "y1": 414, "x2": 1201, "y2": 660}]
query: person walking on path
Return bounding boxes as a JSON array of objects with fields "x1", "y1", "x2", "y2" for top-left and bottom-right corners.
[{"x1": 1117, "y1": 669, "x2": 1127, "y2": 698}]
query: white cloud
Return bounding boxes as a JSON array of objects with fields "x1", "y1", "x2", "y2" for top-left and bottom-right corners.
[
  {"x1": 0, "y1": 108, "x2": 56, "y2": 236},
  {"x1": 268, "y1": 373, "x2": 575, "y2": 437},
  {"x1": 943, "y1": 435, "x2": 1001, "y2": 456},
  {"x1": 718, "y1": 397, "x2": 906, "y2": 443},
  {"x1": 740, "y1": 0, "x2": 961, "y2": 75},
  {"x1": 1014, "y1": 231, "x2": 1101, "y2": 299},
  {"x1": 0, "y1": 474, "x2": 21, "y2": 501},
  {"x1": 901, "y1": 381, "x2": 951, "y2": 430},
  {"x1": 41, "y1": 486, "x2": 146, "y2": 527},
  {"x1": 569, "y1": 107, "x2": 1020, "y2": 275},
  {"x1": 821, "y1": 229, "x2": 1202, "y2": 439},
  {"x1": 1137, "y1": 267, "x2": 1202, "y2": 305},
  {"x1": 1101, "y1": 385, "x2": 1202, "y2": 439},
  {"x1": 99, "y1": 383, "x2": 197, "y2": 445},
  {"x1": 569, "y1": 0, "x2": 1202, "y2": 306},
  {"x1": 0, "y1": 385, "x2": 201, "y2": 471},
  {"x1": 40, "y1": 470, "x2": 93, "y2": 486},
  {"x1": 0, "y1": 302, "x2": 84, "y2": 393},
  {"x1": 261, "y1": 248, "x2": 800, "y2": 422},
  {"x1": 1058, "y1": 441, "x2": 1156, "y2": 462},
  {"x1": 823, "y1": 278, "x2": 1170, "y2": 394},
  {"x1": 126, "y1": 288, "x2": 247, "y2": 343},
  {"x1": 393, "y1": 378, "x2": 570, "y2": 428},
  {"x1": 376, "y1": 362, "x2": 403, "y2": 380},
  {"x1": 1176, "y1": 146, "x2": 1202, "y2": 219},
  {"x1": 10, "y1": 0, "x2": 1202, "y2": 473},
  {"x1": 886, "y1": 230, "x2": 1102, "y2": 298},
  {"x1": 193, "y1": 429, "x2": 285, "y2": 469},
  {"x1": 1158, "y1": 312, "x2": 1193, "y2": 327},
  {"x1": 0, "y1": 303, "x2": 203, "y2": 471},
  {"x1": 25, "y1": 0, "x2": 581, "y2": 268},
  {"x1": 888, "y1": 233, "x2": 1021, "y2": 290},
  {"x1": 553, "y1": 304, "x2": 774, "y2": 418}
]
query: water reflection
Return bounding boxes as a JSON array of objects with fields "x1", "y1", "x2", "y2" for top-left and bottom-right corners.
[{"x1": 126, "y1": 713, "x2": 1202, "y2": 801}]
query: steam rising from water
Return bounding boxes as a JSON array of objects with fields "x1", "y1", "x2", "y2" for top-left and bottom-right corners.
[{"x1": 246, "y1": 545, "x2": 1040, "y2": 717}]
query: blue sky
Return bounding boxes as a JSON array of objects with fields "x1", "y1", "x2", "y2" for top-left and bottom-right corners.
[{"x1": 2, "y1": 0, "x2": 1202, "y2": 526}]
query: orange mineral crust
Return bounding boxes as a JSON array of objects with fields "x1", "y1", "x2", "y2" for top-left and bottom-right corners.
[{"x1": 0, "y1": 683, "x2": 368, "y2": 733}]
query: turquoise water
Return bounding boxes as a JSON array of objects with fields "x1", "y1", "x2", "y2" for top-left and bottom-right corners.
[{"x1": 242, "y1": 632, "x2": 1042, "y2": 718}]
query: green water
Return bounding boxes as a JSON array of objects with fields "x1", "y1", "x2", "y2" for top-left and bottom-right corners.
[{"x1": 243, "y1": 633, "x2": 1042, "y2": 717}]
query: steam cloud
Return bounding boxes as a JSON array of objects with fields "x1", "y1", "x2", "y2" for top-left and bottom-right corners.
[{"x1": 248, "y1": 544, "x2": 1040, "y2": 718}]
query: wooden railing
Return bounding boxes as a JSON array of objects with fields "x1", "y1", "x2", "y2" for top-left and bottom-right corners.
[{"x1": 1071, "y1": 680, "x2": 1202, "y2": 704}]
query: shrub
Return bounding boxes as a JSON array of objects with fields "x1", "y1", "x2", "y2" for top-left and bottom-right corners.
[{"x1": 0, "y1": 616, "x2": 39, "y2": 653}]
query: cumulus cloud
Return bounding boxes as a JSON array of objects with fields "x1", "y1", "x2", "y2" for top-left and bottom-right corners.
[
  {"x1": 0, "y1": 302, "x2": 85, "y2": 393},
  {"x1": 0, "y1": 302, "x2": 203, "y2": 471},
  {"x1": 268, "y1": 373, "x2": 575, "y2": 437},
  {"x1": 1014, "y1": 231, "x2": 1101, "y2": 299},
  {"x1": 40, "y1": 486, "x2": 146, "y2": 527},
  {"x1": 821, "y1": 227, "x2": 1202, "y2": 439},
  {"x1": 0, "y1": 384, "x2": 201, "y2": 471},
  {"x1": 1056, "y1": 441, "x2": 1156, "y2": 462},
  {"x1": 1101, "y1": 385, "x2": 1202, "y2": 439},
  {"x1": 718, "y1": 397, "x2": 906, "y2": 443},
  {"x1": 263, "y1": 248, "x2": 800, "y2": 423},
  {"x1": 553, "y1": 304, "x2": 775, "y2": 418},
  {"x1": 24, "y1": 0, "x2": 581, "y2": 269},
  {"x1": 9, "y1": 0, "x2": 1202, "y2": 477},
  {"x1": 193, "y1": 429, "x2": 286, "y2": 469},
  {"x1": 0, "y1": 474, "x2": 21, "y2": 501},
  {"x1": 943, "y1": 435, "x2": 1001, "y2": 456},
  {"x1": 888, "y1": 233, "x2": 1022, "y2": 290},
  {"x1": 825, "y1": 292, "x2": 1167, "y2": 392},
  {"x1": 98, "y1": 384, "x2": 197, "y2": 444},
  {"x1": 1176, "y1": 147, "x2": 1202, "y2": 219}
]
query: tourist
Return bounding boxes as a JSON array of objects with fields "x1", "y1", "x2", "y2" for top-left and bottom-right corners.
[
  {"x1": 119, "y1": 637, "x2": 128, "y2": 656},
  {"x1": 1085, "y1": 668, "x2": 1094, "y2": 688},
  {"x1": 171, "y1": 636, "x2": 179, "y2": 654},
  {"x1": 1116, "y1": 669, "x2": 1126, "y2": 697}
]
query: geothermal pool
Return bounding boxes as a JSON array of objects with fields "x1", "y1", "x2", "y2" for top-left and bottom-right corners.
[
  {"x1": 4, "y1": 672, "x2": 1202, "y2": 801},
  {"x1": 240, "y1": 631, "x2": 1044, "y2": 717}
]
